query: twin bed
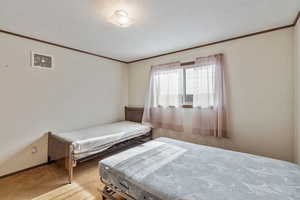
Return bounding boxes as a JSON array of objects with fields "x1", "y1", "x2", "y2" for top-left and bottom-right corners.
[
  {"x1": 48, "y1": 107, "x2": 151, "y2": 183},
  {"x1": 48, "y1": 106, "x2": 300, "y2": 199},
  {"x1": 100, "y1": 137, "x2": 300, "y2": 200}
]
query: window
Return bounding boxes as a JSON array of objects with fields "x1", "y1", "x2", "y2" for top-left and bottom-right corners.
[
  {"x1": 153, "y1": 68, "x2": 183, "y2": 107},
  {"x1": 183, "y1": 64, "x2": 216, "y2": 107},
  {"x1": 149, "y1": 61, "x2": 217, "y2": 109},
  {"x1": 143, "y1": 54, "x2": 226, "y2": 137}
]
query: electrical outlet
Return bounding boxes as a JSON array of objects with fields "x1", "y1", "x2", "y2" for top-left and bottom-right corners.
[{"x1": 32, "y1": 146, "x2": 38, "y2": 154}]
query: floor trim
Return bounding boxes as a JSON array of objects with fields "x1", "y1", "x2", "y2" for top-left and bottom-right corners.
[{"x1": 0, "y1": 162, "x2": 49, "y2": 179}]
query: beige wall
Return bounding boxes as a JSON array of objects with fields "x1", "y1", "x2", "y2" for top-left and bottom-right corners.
[
  {"x1": 295, "y1": 20, "x2": 300, "y2": 164},
  {"x1": 0, "y1": 26, "x2": 296, "y2": 177},
  {"x1": 128, "y1": 28, "x2": 294, "y2": 162},
  {"x1": 0, "y1": 33, "x2": 128, "y2": 176}
]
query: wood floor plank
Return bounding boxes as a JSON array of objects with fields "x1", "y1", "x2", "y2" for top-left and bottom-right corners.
[{"x1": 0, "y1": 159, "x2": 114, "y2": 200}]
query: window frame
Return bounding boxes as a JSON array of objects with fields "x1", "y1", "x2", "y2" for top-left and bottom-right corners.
[
  {"x1": 183, "y1": 68, "x2": 193, "y2": 108},
  {"x1": 182, "y1": 62, "x2": 196, "y2": 108},
  {"x1": 182, "y1": 62, "x2": 216, "y2": 108}
]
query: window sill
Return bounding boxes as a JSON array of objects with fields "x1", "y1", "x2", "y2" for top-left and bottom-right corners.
[
  {"x1": 182, "y1": 105, "x2": 193, "y2": 108},
  {"x1": 182, "y1": 105, "x2": 215, "y2": 109}
]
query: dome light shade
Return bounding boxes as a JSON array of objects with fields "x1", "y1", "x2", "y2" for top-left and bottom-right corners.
[{"x1": 109, "y1": 10, "x2": 134, "y2": 27}]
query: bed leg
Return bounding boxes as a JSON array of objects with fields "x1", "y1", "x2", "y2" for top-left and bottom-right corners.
[
  {"x1": 68, "y1": 164, "x2": 73, "y2": 184},
  {"x1": 68, "y1": 145, "x2": 74, "y2": 184}
]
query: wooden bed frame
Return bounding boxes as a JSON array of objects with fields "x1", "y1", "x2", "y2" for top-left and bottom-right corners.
[{"x1": 48, "y1": 106, "x2": 151, "y2": 184}]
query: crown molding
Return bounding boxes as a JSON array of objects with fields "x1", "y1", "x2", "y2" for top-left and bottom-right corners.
[
  {"x1": 128, "y1": 11, "x2": 300, "y2": 64},
  {"x1": 1, "y1": 11, "x2": 299, "y2": 64},
  {"x1": 294, "y1": 11, "x2": 300, "y2": 26},
  {"x1": 128, "y1": 24, "x2": 294, "y2": 63},
  {"x1": 0, "y1": 29, "x2": 127, "y2": 64}
]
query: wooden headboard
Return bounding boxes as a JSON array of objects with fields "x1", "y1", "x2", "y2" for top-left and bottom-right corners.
[{"x1": 125, "y1": 106, "x2": 144, "y2": 123}]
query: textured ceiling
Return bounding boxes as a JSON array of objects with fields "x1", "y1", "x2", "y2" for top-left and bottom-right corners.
[{"x1": 0, "y1": 0, "x2": 299, "y2": 62}]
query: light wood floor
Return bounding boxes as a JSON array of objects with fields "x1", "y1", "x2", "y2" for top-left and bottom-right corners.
[{"x1": 0, "y1": 159, "x2": 124, "y2": 200}]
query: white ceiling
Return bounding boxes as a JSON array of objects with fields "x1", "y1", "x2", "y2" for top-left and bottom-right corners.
[{"x1": 0, "y1": 0, "x2": 299, "y2": 62}]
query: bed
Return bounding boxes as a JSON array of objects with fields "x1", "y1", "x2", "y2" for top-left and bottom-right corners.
[
  {"x1": 99, "y1": 137, "x2": 300, "y2": 200},
  {"x1": 48, "y1": 107, "x2": 151, "y2": 184}
]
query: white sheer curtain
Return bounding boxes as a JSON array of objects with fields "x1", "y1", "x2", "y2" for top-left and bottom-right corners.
[
  {"x1": 189, "y1": 54, "x2": 227, "y2": 137},
  {"x1": 142, "y1": 62, "x2": 184, "y2": 132}
]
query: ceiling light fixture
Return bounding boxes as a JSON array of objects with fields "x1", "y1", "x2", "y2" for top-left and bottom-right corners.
[{"x1": 109, "y1": 10, "x2": 134, "y2": 27}]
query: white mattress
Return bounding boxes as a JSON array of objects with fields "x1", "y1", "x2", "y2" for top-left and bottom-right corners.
[
  {"x1": 100, "y1": 137, "x2": 300, "y2": 200},
  {"x1": 53, "y1": 121, "x2": 151, "y2": 156}
]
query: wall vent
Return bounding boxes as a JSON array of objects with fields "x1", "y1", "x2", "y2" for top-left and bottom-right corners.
[{"x1": 31, "y1": 52, "x2": 53, "y2": 69}]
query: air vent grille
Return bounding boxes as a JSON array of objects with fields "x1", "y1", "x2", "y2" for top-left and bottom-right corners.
[{"x1": 32, "y1": 52, "x2": 53, "y2": 69}]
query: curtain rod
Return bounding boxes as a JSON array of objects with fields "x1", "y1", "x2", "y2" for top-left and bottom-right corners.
[
  {"x1": 153, "y1": 54, "x2": 224, "y2": 67},
  {"x1": 181, "y1": 61, "x2": 195, "y2": 66},
  {"x1": 180, "y1": 53, "x2": 224, "y2": 66}
]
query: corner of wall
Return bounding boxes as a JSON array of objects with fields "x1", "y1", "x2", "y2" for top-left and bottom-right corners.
[{"x1": 294, "y1": 19, "x2": 300, "y2": 164}]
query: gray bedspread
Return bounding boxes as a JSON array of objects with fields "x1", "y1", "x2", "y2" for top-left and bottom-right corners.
[{"x1": 99, "y1": 137, "x2": 300, "y2": 200}]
